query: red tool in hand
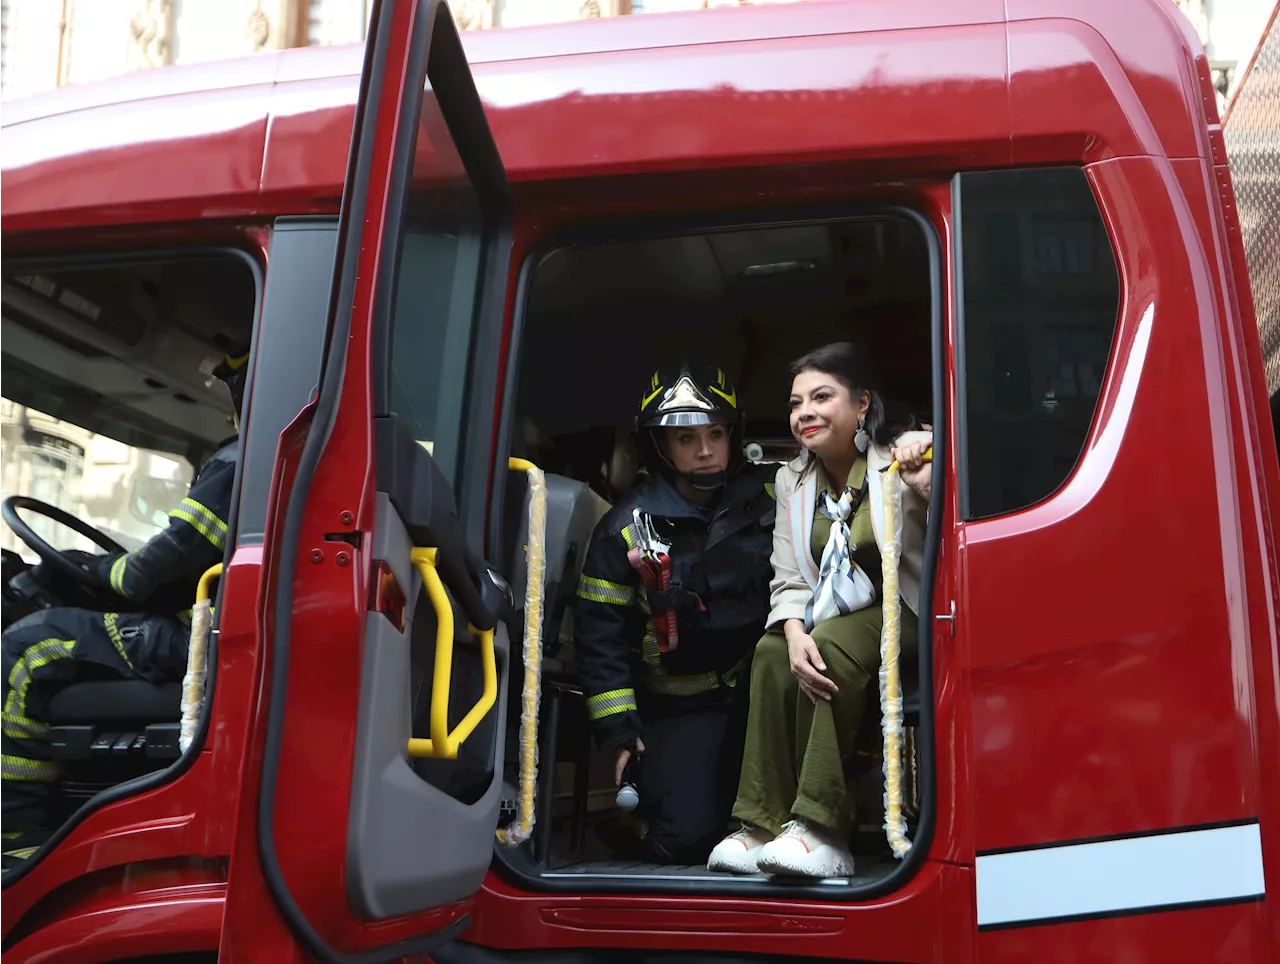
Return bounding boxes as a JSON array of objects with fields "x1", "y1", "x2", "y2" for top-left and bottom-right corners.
[{"x1": 627, "y1": 508, "x2": 678, "y2": 652}]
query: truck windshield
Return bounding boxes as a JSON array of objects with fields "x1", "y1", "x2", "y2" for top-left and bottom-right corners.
[{"x1": 0, "y1": 398, "x2": 194, "y2": 562}]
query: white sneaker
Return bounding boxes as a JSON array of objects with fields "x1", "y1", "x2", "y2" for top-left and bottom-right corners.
[
  {"x1": 707, "y1": 824, "x2": 775, "y2": 874},
  {"x1": 755, "y1": 818, "x2": 856, "y2": 878}
]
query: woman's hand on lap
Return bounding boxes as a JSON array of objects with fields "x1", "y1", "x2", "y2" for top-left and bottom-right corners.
[{"x1": 786, "y1": 629, "x2": 838, "y2": 702}]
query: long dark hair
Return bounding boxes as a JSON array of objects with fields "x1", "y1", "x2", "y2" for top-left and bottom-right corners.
[{"x1": 789, "y1": 341, "x2": 911, "y2": 448}]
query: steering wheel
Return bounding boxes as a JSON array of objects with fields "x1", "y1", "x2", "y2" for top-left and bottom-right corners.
[{"x1": 1, "y1": 496, "x2": 125, "y2": 585}]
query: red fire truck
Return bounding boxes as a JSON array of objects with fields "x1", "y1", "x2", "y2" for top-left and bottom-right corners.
[{"x1": 1, "y1": 0, "x2": 1277, "y2": 961}]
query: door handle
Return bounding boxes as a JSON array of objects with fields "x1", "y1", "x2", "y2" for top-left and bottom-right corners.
[
  {"x1": 405, "y1": 546, "x2": 497, "y2": 760},
  {"x1": 935, "y1": 599, "x2": 956, "y2": 635}
]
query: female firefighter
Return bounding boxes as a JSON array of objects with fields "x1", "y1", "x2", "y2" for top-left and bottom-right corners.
[
  {"x1": 574, "y1": 363, "x2": 776, "y2": 864},
  {"x1": 707, "y1": 341, "x2": 931, "y2": 878},
  {"x1": 1, "y1": 350, "x2": 248, "y2": 868}
]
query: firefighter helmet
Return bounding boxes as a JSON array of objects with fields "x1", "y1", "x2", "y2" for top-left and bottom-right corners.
[
  {"x1": 635, "y1": 363, "x2": 742, "y2": 491},
  {"x1": 211, "y1": 347, "x2": 250, "y2": 416}
]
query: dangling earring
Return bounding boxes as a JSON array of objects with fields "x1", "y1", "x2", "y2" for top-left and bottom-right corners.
[{"x1": 854, "y1": 415, "x2": 869, "y2": 454}]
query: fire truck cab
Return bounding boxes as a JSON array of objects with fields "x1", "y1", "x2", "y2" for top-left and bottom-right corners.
[{"x1": 1, "y1": 0, "x2": 1278, "y2": 962}]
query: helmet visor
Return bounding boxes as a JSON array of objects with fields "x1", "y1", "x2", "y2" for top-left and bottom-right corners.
[{"x1": 648, "y1": 411, "x2": 733, "y2": 428}]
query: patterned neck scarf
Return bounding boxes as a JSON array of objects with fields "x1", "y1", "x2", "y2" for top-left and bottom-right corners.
[{"x1": 804, "y1": 477, "x2": 877, "y2": 632}]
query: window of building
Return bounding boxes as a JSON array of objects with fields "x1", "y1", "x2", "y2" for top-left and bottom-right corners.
[
  {"x1": 956, "y1": 166, "x2": 1121, "y2": 521},
  {"x1": 1, "y1": 0, "x2": 11, "y2": 94}
]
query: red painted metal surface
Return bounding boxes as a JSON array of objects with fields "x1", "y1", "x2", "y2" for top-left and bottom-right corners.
[
  {"x1": 0, "y1": 0, "x2": 1275, "y2": 961},
  {"x1": 964, "y1": 154, "x2": 1273, "y2": 854},
  {"x1": 467, "y1": 862, "x2": 976, "y2": 963},
  {"x1": 975, "y1": 899, "x2": 1270, "y2": 964},
  {"x1": 0, "y1": 0, "x2": 1223, "y2": 236},
  {"x1": 4, "y1": 860, "x2": 225, "y2": 964}
]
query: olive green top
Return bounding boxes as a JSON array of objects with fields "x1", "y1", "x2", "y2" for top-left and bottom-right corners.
[{"x1": 810, "y1": 457, "x2": 882, "y2": 596}]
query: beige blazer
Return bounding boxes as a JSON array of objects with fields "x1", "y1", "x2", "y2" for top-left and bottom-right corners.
[{"x1": 766, "y1": 430, "x2": 932, "y2": 631}]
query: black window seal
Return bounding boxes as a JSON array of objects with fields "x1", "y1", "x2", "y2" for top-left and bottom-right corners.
[
  {"x1": 0, "y1": 243, "x2": 263, "y2": 895},
  {"x1": 481, "y1": 200, "x2": 945, "y2": 904},
  {"x1": 951, "y1": 165, "x2": 1124, "y2": 523},
  {"x1": 256, "y1": 1, "x2": 509, "y2": 961}
]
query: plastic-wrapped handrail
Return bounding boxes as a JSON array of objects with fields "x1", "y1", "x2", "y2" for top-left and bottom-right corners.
[
  {"x1": 496, "y1": 457, "x2": 546, "y2": 846},
  {"x1": 878, "y1": 446, "x2": 930, "y2": 860},
  {"x1": 179, "y1": 563, "x2": 223, "y2": 753}
]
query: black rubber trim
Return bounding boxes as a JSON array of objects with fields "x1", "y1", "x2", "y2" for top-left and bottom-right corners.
[
  {"x1": 458, "y1": 219, "x2": 514, "y2": 549},
  {"x1": 1, "y1": 245, "x2": 262, "y2": 894},
  {"x1": 949, "y1": 174, "x2": 973, "y2": 522},
  {"x1": 374, "y1": 415, "x2": 495, "y2": 630},
  {"x1": 951, "y1": 167, "x2": 1123, "y2": 523},
  {"x1": 369, "y1": 0, "x2": 511, "y2": 419},
  {"x1": 484, "y1": 202, "x2": 945, "y2": 903},
  {"x1": 256, "y1": 2, "x2": 507, "y2": 961},
  {"x1": 975, "y1": 816, "x2": 1261, "y2": 857},
  {"x1": 977, "y1": 893, "x2": 1265, "y2": 933}
]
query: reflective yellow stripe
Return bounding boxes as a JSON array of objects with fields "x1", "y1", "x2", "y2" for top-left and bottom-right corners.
[
  {"x1": 641, "y1": 622, "x2": 661, "y2": 667},
  {"x1": 110, "y1": 554, "x2": 130, "y2": 595},
  {"x1": 764, "y1": 482, "x2": 776, "y2": 500},
  {"x1": 1, "y1": 712, "x2": 49, "y2": 741},
  {"x1": 576, "y1": 574, "x2": 636, "y2": 607},
  {"x1": 4, "y1": 638, "x2": 76, "y2": 718},
  {"x1": 102, "y1": 613, "x2": 134, "y2": 671},
  {"x1": 2, "y1": 846, "x2": 39, "y2": 859},
  {"x1": 647, "y1": 671, "x2": 721, "y2": 697},
  {"x1": 170, "y1": 497, "x2": 227, "y2": 552},
  {"x1": 621, "y1": 524, "x2": 638, "y2": 550},
  {"x1": 586, "y1": 688, "x2": 638, "y2": 720},
  {"x1": 1, "y1": 754, "x2": 59, "y2": 782},
  {"x1": 646, "y1": 655, "x2": 749, "y2": 697}
]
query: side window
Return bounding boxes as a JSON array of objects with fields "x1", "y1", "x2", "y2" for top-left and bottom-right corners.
[
  {"x1": 387, "y1": 223, "x2": 482, "y2": 484},
  {"x1": 956, "y1": 167, "x2": 1121, "y2": 520}
]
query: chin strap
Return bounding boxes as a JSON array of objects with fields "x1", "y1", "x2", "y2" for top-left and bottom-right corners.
[{"x1": 684, "y1": 469, "x2": 727, "y2": 491}]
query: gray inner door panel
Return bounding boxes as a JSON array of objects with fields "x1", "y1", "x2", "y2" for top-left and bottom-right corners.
[{"x1": 347, "y1": 493, "x2": 509, "y2": 919}]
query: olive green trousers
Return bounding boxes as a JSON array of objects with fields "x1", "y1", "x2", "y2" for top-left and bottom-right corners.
[{"x1": 730, "y1": 606, "x2": 917, "y2": 836}]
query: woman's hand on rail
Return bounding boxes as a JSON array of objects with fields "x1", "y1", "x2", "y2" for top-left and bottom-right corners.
[
  {"x1": 615, "y1": 737, "x2": 646, "y2": 787},
  {"x1": 785, "y1": 623, "x2": 838, "y2": 702},
  {"x1": 892, "y1": 436, "x2": 932, "y2": 499}
]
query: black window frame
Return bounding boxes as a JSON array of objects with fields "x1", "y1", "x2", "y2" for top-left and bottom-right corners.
[
  {"x1": 475, "y1": 201, "x2": 947, "y2": 903},
  {"x1": 0, "y1": 242, "x2": 264, "y2": 892},
  {"x1": 952, "y1": 166, "x2": 1123, "y2": 523}
]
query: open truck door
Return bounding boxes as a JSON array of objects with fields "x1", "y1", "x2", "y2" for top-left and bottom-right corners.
[{"x1": 220, "y1": 2, "x2": 513, "y2": 960}]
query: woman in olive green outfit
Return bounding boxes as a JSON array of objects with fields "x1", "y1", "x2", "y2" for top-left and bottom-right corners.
[{"x1": 708, "y1": 342, "x2": 932, "y2": 879}]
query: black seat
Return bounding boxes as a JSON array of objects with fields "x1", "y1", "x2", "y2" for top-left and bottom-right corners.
[
  {"x1": 46, "y1": 680, "x2": 181, "y2": 725},
  {"x1": 44, "y1": 681, "x2": 184, "y2": 811}
]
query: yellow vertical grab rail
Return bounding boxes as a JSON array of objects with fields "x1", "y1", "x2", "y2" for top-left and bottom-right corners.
[
  {"x1": 405, "y1": 547, "x2": 497, "y2": 761},
  {"x1": 179, "y1": 563, "x2": 223, "y2": 753},
  {"x1": 497, "y1": 457, "x2": 546, "y2": 846},
  {"x1": 879, "y1": 445, "x2": 931, "y2": 861}
]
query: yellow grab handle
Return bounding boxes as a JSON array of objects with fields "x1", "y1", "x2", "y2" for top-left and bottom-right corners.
[
  {"x1": 405, "y1": 547, "x2": 498, "y2": 760},
  {"x1": 196, "y1": 563, "x2": 223, "y2": 604},
  {"x1": 885, "y1": 445, "x2": 933, "y2": 475}
]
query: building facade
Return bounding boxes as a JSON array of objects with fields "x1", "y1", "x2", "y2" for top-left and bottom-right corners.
[
  {"x1": 1, "y1": 1, "x2": 1275, "y2": 103},
  {"x1": 0, "y1": 0, "x2": 1275, "y2": 552}
]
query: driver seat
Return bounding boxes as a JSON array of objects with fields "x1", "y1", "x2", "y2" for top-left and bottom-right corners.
[{"x1": 46, "y1": 680, "x2": 183, "y2": 809}]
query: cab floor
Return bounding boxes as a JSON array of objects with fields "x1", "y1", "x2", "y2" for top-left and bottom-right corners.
[{"x1": 540, "y1": 857, "x2": 897, "y2": 888}]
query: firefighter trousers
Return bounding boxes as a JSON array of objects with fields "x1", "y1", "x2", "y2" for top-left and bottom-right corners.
[
  {"x1": 2, "y1": 608, "x2": 189, "y2": 836},
  {"x1": 731, "y1": 605, "x2": 918, "y2": 838},
  {"x1": 633, "y1": 684, "x2": 750, "y2": 864}
]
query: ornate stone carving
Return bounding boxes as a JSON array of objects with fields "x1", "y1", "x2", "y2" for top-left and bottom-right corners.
[
  {"x1": 246, "y1": 5, "x2": 272, "y2": 53},
  {"x1": 453, "y1": 0, "x2": 494, "y2": 32},
  {"x1": 1172, "y1": 0, "x2": 1209, "y2": 45},
  {"x1": 579, "y1": 0, "x2": 602, "y2": 18},
  {"x1": 128, "y1": 0, "x2": 173, "y2": 70}
]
